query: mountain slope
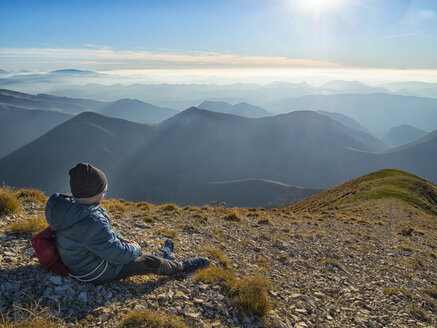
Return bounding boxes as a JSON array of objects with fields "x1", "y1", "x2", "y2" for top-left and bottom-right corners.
[
  {"x1": 0, "y1": 112, "x2": 155, "y2": 193},
  {"x1": 134, "y1": 179, "x2": 320, "y2": 207},
  {"x1": 377, "y1": 130, "x2": 437, "y2": 182},
  {"x1": 289, "y1": 169, "x2": 437, "y2": 215},
  {"x1": 382, "y1": 124, "x2": 428, "y2": 148},
  {"x1": 316, "y1": 110, "x2": 370, "y2": 133},
  {"x1": 316, "y1": 110, "x2": 387, "y2": 151},
  {"x1": 0, "y1": 104, "x2": 73, "y2": 158},
  {"x1": 115, "y1": 108, "x2": 382, "y2": 199},
  {"x1": 100, "y1": 98, "x2": 178, "y2": 123},
  {"x1": 266, "y1": 93, "x2": 437, "y2": 134},
  {"x1": 0, "y1": 89, "x2": 106, "y2": 114},
  {"x1": 198, "y1": 100, "x2": 271, "y2": 118}
]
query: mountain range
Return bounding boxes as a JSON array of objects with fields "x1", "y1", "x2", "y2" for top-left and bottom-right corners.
[
  {"x1": 0, "y1": 106, "x2": 435, "y2": 206},
  {"x1": 266, "y1": 93, "x2": 437, "y2": 134}
]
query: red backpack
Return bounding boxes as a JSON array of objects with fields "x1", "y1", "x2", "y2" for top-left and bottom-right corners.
[{"x1": 31, "y1": 226, "x2": 70, "y2": 276}]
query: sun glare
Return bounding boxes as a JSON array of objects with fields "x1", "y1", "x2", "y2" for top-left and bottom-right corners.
[{"x1": 300, "y1": 0, "x2": 344, "y2": 14}]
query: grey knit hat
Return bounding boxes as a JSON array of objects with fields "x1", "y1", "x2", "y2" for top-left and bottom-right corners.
[{"x1": 69, "y1": 163, "x2": 107, "y2": 199}]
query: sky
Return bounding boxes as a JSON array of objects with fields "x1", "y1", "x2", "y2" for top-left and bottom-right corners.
[{"x1": 0, "y1": 0, "x2": 437, "y2": 79}]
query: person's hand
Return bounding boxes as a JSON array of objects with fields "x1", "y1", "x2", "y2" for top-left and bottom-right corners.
[{"x1": 124, "y1": 239, "x2": 139, "y2": 246}]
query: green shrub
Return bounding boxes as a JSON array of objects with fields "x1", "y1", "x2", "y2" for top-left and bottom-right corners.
[{"x1": 0, "y1": 187, "x2": 20, "y2": 215}]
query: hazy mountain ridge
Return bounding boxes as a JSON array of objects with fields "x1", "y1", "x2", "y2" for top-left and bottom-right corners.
[
  {"x1": 100, "y1": 98, "x2": 178, "y2": 124},
  {"x1": 0, "y1": 104, "x2": 73, "y2": 158},
  {"x1": 382, "y1": 124, "x2": 428, "y2": 148},
  {"x1": 198, "y1": 100, "x2": 271, "y2": 118},
  {"x1": 0, "y1": 88, "x2": 178, "y2": 127},
  {"x1": 0, "y1": 112, "x2": 155, "y2": 193},
  {"x1": 1, "y1": 107, "x2": 435, "y2": 206},
  {"x1": 266, "y1": 93, "x2": 437, "y2": 134}
]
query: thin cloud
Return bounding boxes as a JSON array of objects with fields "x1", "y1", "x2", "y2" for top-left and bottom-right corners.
[
  {"x1": 419, "y1": 9, "x2": 435, "y2": 20},
  {"x1": 0, "y1": 47, "x2": 341, "y2": 68},
  {"x1": 377, "y1": 33, "x2": 414, "y2": 39}
]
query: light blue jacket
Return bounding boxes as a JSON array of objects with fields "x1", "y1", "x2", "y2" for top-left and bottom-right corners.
[{"x1": 45, "y1": 193, "x2": 141, "y2": 284}]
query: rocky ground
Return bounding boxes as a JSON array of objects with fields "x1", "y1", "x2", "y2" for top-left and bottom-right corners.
[{"x1": 0, "y1": 196, "x2": 436, "y2": 327}]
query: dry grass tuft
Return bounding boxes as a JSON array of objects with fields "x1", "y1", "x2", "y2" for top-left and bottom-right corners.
[
  {"x1": 102, "y1": 199, "x2": 127, "y2": 215},
  {"x1": 196, "y1": 267, "x2": 271, "y2": 317},
  {"x1": 396, "y1": 244, "x2": 416, "y2": 252},
  {"x1": 15, "y1": 189, "x2": 47, "y2": 205},
  {"x1": 203, "y1": 247, "x2": 230, "y2": 268},
  {"x1": 257, "y1": 218, "x2": 272, "y2": 226},
  {"x1": 120, "y1": 309, "x2": 189, "y2": 328},
  {"x1": 323, "y1": 258, "x2": 344, "y2": 270},
  {"x1": 257, "y1": 256, "x2": 271, "y2": 269},
  {"x1": 383, "y1": 287, "x2": 401, "y2": 296},
  {"x1": 153, "y1": 228, "x2": 179, "y2": 240},
  {"x1": 195, "y1": 266, "x2": 236, "y2": 290},
  {"x1": 0, "y1": 317, "x2": 58, "y2": 328},
  {"x1": 223, "y1": 212, "x2": 242, "y2": 222},
  {"x1": 142, "y1": 215, "x2": 157, "y2": 223},
  {"x1": 0, "y1": 298, "x2": 59, "y2": 328},
  {"x1": 232, "y1": 274, "x2": 271, "y2": 317},
  {"x1": 160, "y1": 203, "x2": 180, "y2": 212},
  {"x1": 390, "y1": 257, "x2": 423, "y2": 270},
  {"x1": 410, "y1": 306, "x2": 431, "y2": 322},
  {"x1": 7, "y1": 216, "x2": 47, "y2": 235},
  {"x1": 135, "y1": 202, "x2": 150, "y2": 211},
  {"x1": 422, "y1": 286, "x2": 437, "y2": 299},
  {"x1": 0, "y1": 187, "x2": 20, "y2": 215}
]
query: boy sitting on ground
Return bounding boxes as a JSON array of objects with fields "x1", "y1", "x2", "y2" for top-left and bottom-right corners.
[{"x1": 45, "y1": 162, "x2": 209, "y2": 284}]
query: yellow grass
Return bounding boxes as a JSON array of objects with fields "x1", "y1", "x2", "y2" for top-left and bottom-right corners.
[
  {"x1": 15, "y1": 189, "x2": 47, "y2": 205},
  {"x1": 7, "y1": 216, "x2": 47, "y2": 235},
  {"x1": 0, "y1": 187, "x2": 20, "y2": 215},
  {"x1": 120, "y1": 309, "x2": 189, "y2": 328}
]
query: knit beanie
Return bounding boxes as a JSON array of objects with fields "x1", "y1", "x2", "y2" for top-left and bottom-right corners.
[{"x1": 69, "y1": 163, "x2": 107, "y2": 199}]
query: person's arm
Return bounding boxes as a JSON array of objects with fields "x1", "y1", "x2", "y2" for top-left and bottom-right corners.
[{"x1": 83, "y1": 218, "x2": 141, "y2": 265}]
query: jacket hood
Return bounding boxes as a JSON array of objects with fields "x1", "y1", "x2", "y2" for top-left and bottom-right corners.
[{"x1": 45, "y1": 193, "x2": 100, "y2": 231}]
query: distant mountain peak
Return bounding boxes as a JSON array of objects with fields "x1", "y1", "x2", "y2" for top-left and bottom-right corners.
[{"x1": 198, "y1": 100, "x2": 271, "y2": 118}]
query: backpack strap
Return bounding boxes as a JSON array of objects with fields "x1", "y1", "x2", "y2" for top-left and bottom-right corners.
[{"x1": 68, "y1": 259, "x2": 108, "y2": 282}]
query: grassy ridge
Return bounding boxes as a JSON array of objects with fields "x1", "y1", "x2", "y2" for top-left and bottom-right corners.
[{"x1": 289, "y1": 169, "x2": 437, "y2": 215}]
